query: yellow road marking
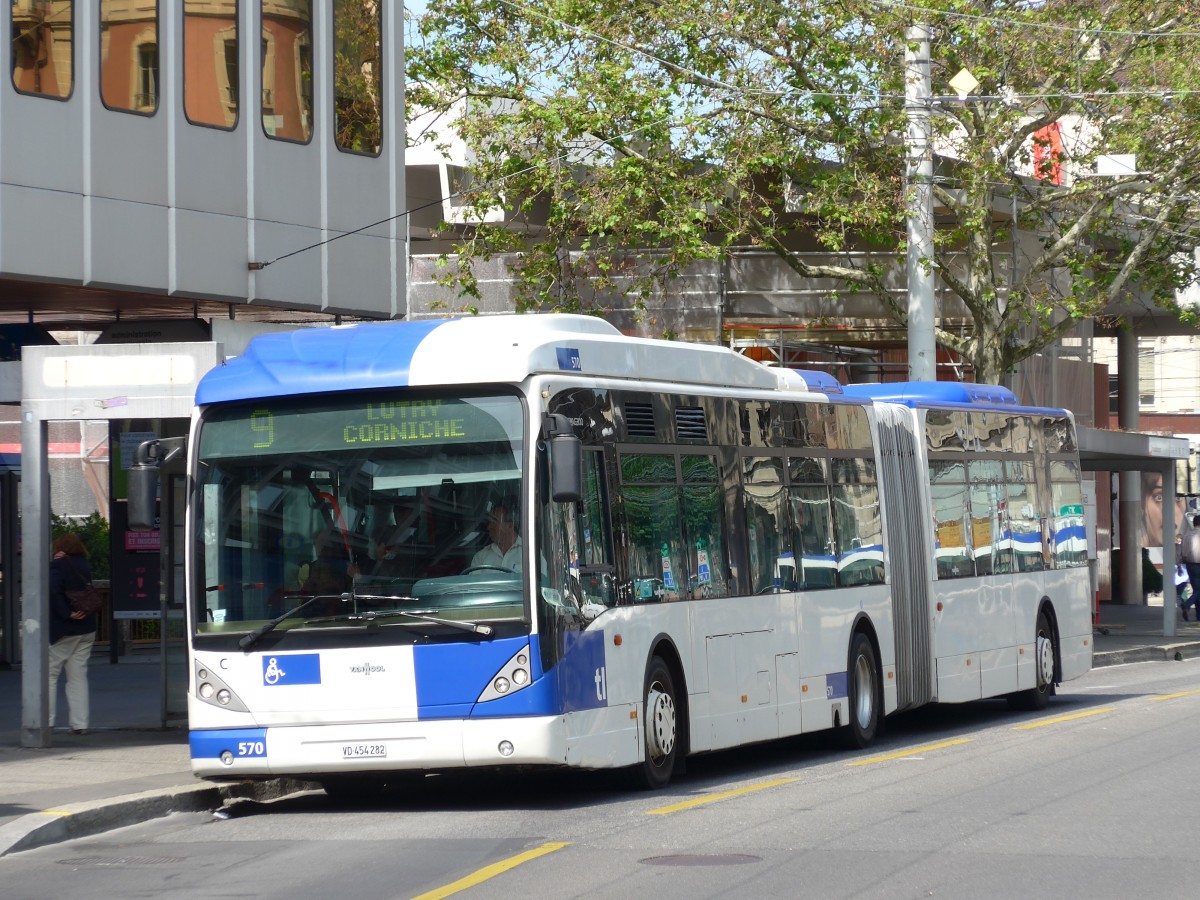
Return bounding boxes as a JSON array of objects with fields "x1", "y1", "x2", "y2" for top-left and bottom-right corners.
[
  {"x1": 646, "y1": 777, "x2": 798, "y2": 815},
  {"x1": 39, "y1": 810, "x2": 74, "y2": 817},
  {"x1": 1013, "y1": 707, "x2": 1115, "y2": 730},
  {"x1": 846, "y1": 737, "x2": 972, "y2": 766},
  {"x1": 1150, "y1": 688, "x2": 1200, "y2": 702},
  {"x1": 410, "y1": 841, "x2": 570, "y2": 900}
]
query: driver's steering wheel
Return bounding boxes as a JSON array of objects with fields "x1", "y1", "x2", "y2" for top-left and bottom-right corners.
[{"x1": 461, "y1": 565, "x2": 513, "y2": 575}]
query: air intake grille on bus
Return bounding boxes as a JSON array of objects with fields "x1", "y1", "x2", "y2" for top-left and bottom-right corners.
[
  {"x1": 675, "y1": 406, "x2": 708, "y2": 441},
  {"x1": 624, "y1": 402, "x2": 657, "y2": 438}
]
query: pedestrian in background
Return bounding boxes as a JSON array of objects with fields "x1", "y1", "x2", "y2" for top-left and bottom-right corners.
[
  {"x1": 48, "y1": 532, "x2": 98, "y2": 734},
  {"x1": 1181, "y1": 513, "x2": 1200, "y2": 622}
]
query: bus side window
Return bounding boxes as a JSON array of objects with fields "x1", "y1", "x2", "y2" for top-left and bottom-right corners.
[
  {"x1": 537, "y1": 449, "x2": 616, "y2": 614},
  {"x1": 681, "y1": 455, "x2": 728, "y2": 599},
  {"x1": 621, "y1": 453, "x2": 685, "y2": 602}
]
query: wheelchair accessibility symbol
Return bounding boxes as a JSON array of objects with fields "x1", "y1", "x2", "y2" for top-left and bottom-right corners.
[{"x1": 264, "y1": 657, "x2": 285, "y2": 685}]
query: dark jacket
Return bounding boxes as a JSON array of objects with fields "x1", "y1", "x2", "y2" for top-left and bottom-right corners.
[{"x1": 49, "y1": 554, "x2": 98, "y2": 645}]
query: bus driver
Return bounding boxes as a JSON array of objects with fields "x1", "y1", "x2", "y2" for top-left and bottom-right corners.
[{"x1": 469, "y1": 502, "x2": 522, "y2": 573}]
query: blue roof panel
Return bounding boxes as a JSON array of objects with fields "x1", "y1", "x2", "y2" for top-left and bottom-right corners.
[
  {"x1": 841, "y1": 381, "x2": 1066, "y2": 416},
  {"x1": 195, "y1": 319, "x2": 453, "y2": 405}
]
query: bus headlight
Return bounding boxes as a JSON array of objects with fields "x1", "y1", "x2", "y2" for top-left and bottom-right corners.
[
  {"x1": 194, "y1": 661, "x2": 249, "y2": 712},
  {"x1": 477, "y1": 644, "x2": 535, "y2": 703}
]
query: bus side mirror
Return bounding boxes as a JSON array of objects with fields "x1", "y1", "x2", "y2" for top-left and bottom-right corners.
[
  {"x1": 544, "y1": 414, "x2": 582, "y2": 503},
  {"x1": 128, "y1": 438, "x2": 185, "y2": 530}
]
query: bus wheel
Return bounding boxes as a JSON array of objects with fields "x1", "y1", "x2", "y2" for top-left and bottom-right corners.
[
  {"x1": 632, "y1": 656, "x2": 678, "y2": 790},
  {"x1": 1008, "y1": 611, "x2": 1056, "y2": 711},
  {"x1": 845, "y1": 632, "x2": 881, "y2": 749}
]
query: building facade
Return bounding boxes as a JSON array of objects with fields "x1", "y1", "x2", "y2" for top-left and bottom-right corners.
[{"x1": 2, "y1": 2, "x2": 406, "y2": 322}]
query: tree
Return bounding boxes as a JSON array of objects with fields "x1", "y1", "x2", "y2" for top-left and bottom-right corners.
[{"x1": 409, "y1": 1, "x2": 1200, "y2": 384}]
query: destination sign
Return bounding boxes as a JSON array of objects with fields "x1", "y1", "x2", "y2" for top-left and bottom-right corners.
[{"x1": 200, "y1": 394, "x2": 522, "y2": 459}]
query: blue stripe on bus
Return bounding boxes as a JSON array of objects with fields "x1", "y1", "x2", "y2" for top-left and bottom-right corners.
[
  {"x1": 410, "y1": 631, "x2": 610, "y2": 720},
  {"x1": 190, "y1": 728, "x2": 268, "y2": 760},
  {"x1": 826, "y1": 671, "x2": 848, "y2": 700},
  {"x1": 196, "y1": 319, "x2": 454, "y2": 405}
]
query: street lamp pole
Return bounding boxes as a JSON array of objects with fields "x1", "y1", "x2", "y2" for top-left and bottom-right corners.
[{"x1": 905, "y1": 23, "x2": 936, "y2": 382}]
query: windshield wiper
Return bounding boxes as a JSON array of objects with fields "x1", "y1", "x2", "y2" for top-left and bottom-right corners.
[
  {"x1": 238, "y1": 593, "x2": 348, "y2": 650},
  {"x1": 303, "y1": 606, "x2": 494, "y2": 636}
]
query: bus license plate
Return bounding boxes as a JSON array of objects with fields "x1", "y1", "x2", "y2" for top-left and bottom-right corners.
[{"x1": 342, "y1": 743, "x2": 387, "y2": 759}]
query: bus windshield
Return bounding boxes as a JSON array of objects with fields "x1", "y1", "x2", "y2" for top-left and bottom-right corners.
[{"x1": 192, "y1": 391, "x2": 526, "y2": 636}]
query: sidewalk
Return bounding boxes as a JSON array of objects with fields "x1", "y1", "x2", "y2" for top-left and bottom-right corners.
[
  {"x1": 0, "y1": 655, "x2": 306, "y2": 856},
  {"x1": 1, "y1": 602, "x2": 1199, "y2": 857}
]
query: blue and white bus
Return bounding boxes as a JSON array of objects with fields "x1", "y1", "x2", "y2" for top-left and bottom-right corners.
[{"x1": 131, "y1": 314, "x2": 1092, "y2": 795}]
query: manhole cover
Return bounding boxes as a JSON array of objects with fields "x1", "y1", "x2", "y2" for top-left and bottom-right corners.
[
  {"x1": 58, "y1": 856, "x2": 185, "y2": 867},
  {"x1": 640, "y1": 854, "x2": 761, "y2": 867}
]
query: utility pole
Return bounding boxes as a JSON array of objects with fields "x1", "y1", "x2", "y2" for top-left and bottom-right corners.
[{"x1": 905, "y1": 23, "x2": 936, "y2": 382}]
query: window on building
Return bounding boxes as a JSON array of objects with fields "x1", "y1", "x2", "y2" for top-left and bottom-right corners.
[
  {"x1": 184, "y1": 0, "x2": 238, "y2": 129},
  {"x1": 11, "y1": 0, "x2": 74, "y2": 99},
  {"x1": 262, "y1": 0, "x2": 313, "y2": 142},
  {"x1": 100, "y1": 1, "x2": 158, "y2": 113},
  {"x1": 1139, "y1": 339, "x2": 1156, "y2": 406},
  {"x1": 333, "y1": 0, "x2": 382, "y2": 156}
]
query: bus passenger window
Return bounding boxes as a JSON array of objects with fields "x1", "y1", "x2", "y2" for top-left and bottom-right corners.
[
  {"x1": 930, "y1": 460, "x2": 973, "y2": 579},
  {"x1": 681, "y1": 455, "x2": 727, "y2": 599},
  {"x1": 790, "y1": 486, "x2": 835, "y2": 589},
  {"x1": 831, "y1": 458, "x2": 884, "y2": 586},
  {"x1": 1007, "y1": 462, "x2": 1043, "y2": 572},
  {"x1": 743, "y1": 457, "x2": 789, "y2": 593}
]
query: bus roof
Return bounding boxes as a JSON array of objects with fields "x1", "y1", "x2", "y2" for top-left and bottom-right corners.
[
  {"x1": 841, "y1": 381, "x2": 1068, "y2": 416},
  {"x1": 195, "y1": 315, "x2": 829, "y2": 405}
]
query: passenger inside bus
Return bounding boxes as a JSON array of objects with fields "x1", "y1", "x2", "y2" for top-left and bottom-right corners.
[{"x1": 299, "y1": 526, "x2": 353, "y2": 594}]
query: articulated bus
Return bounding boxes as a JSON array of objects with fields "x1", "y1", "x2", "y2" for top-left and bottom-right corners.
[{"x1": 130, "y1": 315, "x2": 1092, "y2": 795}]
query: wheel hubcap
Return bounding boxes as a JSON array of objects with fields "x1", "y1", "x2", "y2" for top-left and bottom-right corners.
[
  {"x1": 1036, "y1": 633, "x2": 1054, "y2": 687},
  {"x1": 646, "y1": 682, "x2": 676, "y2": 760},
  {"x1": 853, "y1": 654, "x2": 874, "y2": 728}
]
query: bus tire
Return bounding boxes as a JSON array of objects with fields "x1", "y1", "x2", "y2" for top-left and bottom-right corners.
[
  {"x1": 1008, "y1": 611, "x2": 1056, "y2": 711},
  {"x1": 845, "y1": 632, "x2": 881, "y2": 749},
  {"x1": 632, "y1": 656, "x2": 678, "y2": 790}
]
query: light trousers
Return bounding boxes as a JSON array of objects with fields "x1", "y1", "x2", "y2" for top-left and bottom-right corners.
[{"x1": 48, "y1": 631, "x2": 95, "y2": 730}]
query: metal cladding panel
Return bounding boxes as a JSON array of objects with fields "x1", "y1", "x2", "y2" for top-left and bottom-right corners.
[{"x1": 195, "y1": 319, "x2": 451, "y2": 404}]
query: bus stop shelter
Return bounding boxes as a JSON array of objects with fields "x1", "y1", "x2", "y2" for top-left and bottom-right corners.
[
  {"x1": 20, "y1": 342, "x2": 223, "y2": 748},
  {"x1": 1078, "y1": 425, "x2": 1192, "y2": 638}
]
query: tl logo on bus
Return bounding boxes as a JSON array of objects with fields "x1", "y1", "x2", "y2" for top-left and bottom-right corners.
[{"x1": 594, "y1": 666, "x2": 607, "y2": 701}]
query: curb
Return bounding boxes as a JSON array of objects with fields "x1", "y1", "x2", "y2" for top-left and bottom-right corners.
[
  {"x1": 1093, "y1": 642, "x2": 1200, "y2": 668},
  {"x1": 0, "y1": 777, "x2": 315, "y2": 857}
]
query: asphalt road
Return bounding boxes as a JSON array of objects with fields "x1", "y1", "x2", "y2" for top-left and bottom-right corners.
[{"x1": 4, "y1": 658, "x2": 1199, "y2": 900}]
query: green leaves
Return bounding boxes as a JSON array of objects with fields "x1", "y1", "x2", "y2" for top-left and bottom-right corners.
[{"x1": 410, "y1": 0, "x2": 1200, "y2": 383}]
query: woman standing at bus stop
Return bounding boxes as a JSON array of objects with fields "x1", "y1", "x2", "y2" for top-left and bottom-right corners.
[{"x1": 48, "y1": 532, "x2": 98, "y2": 734}]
